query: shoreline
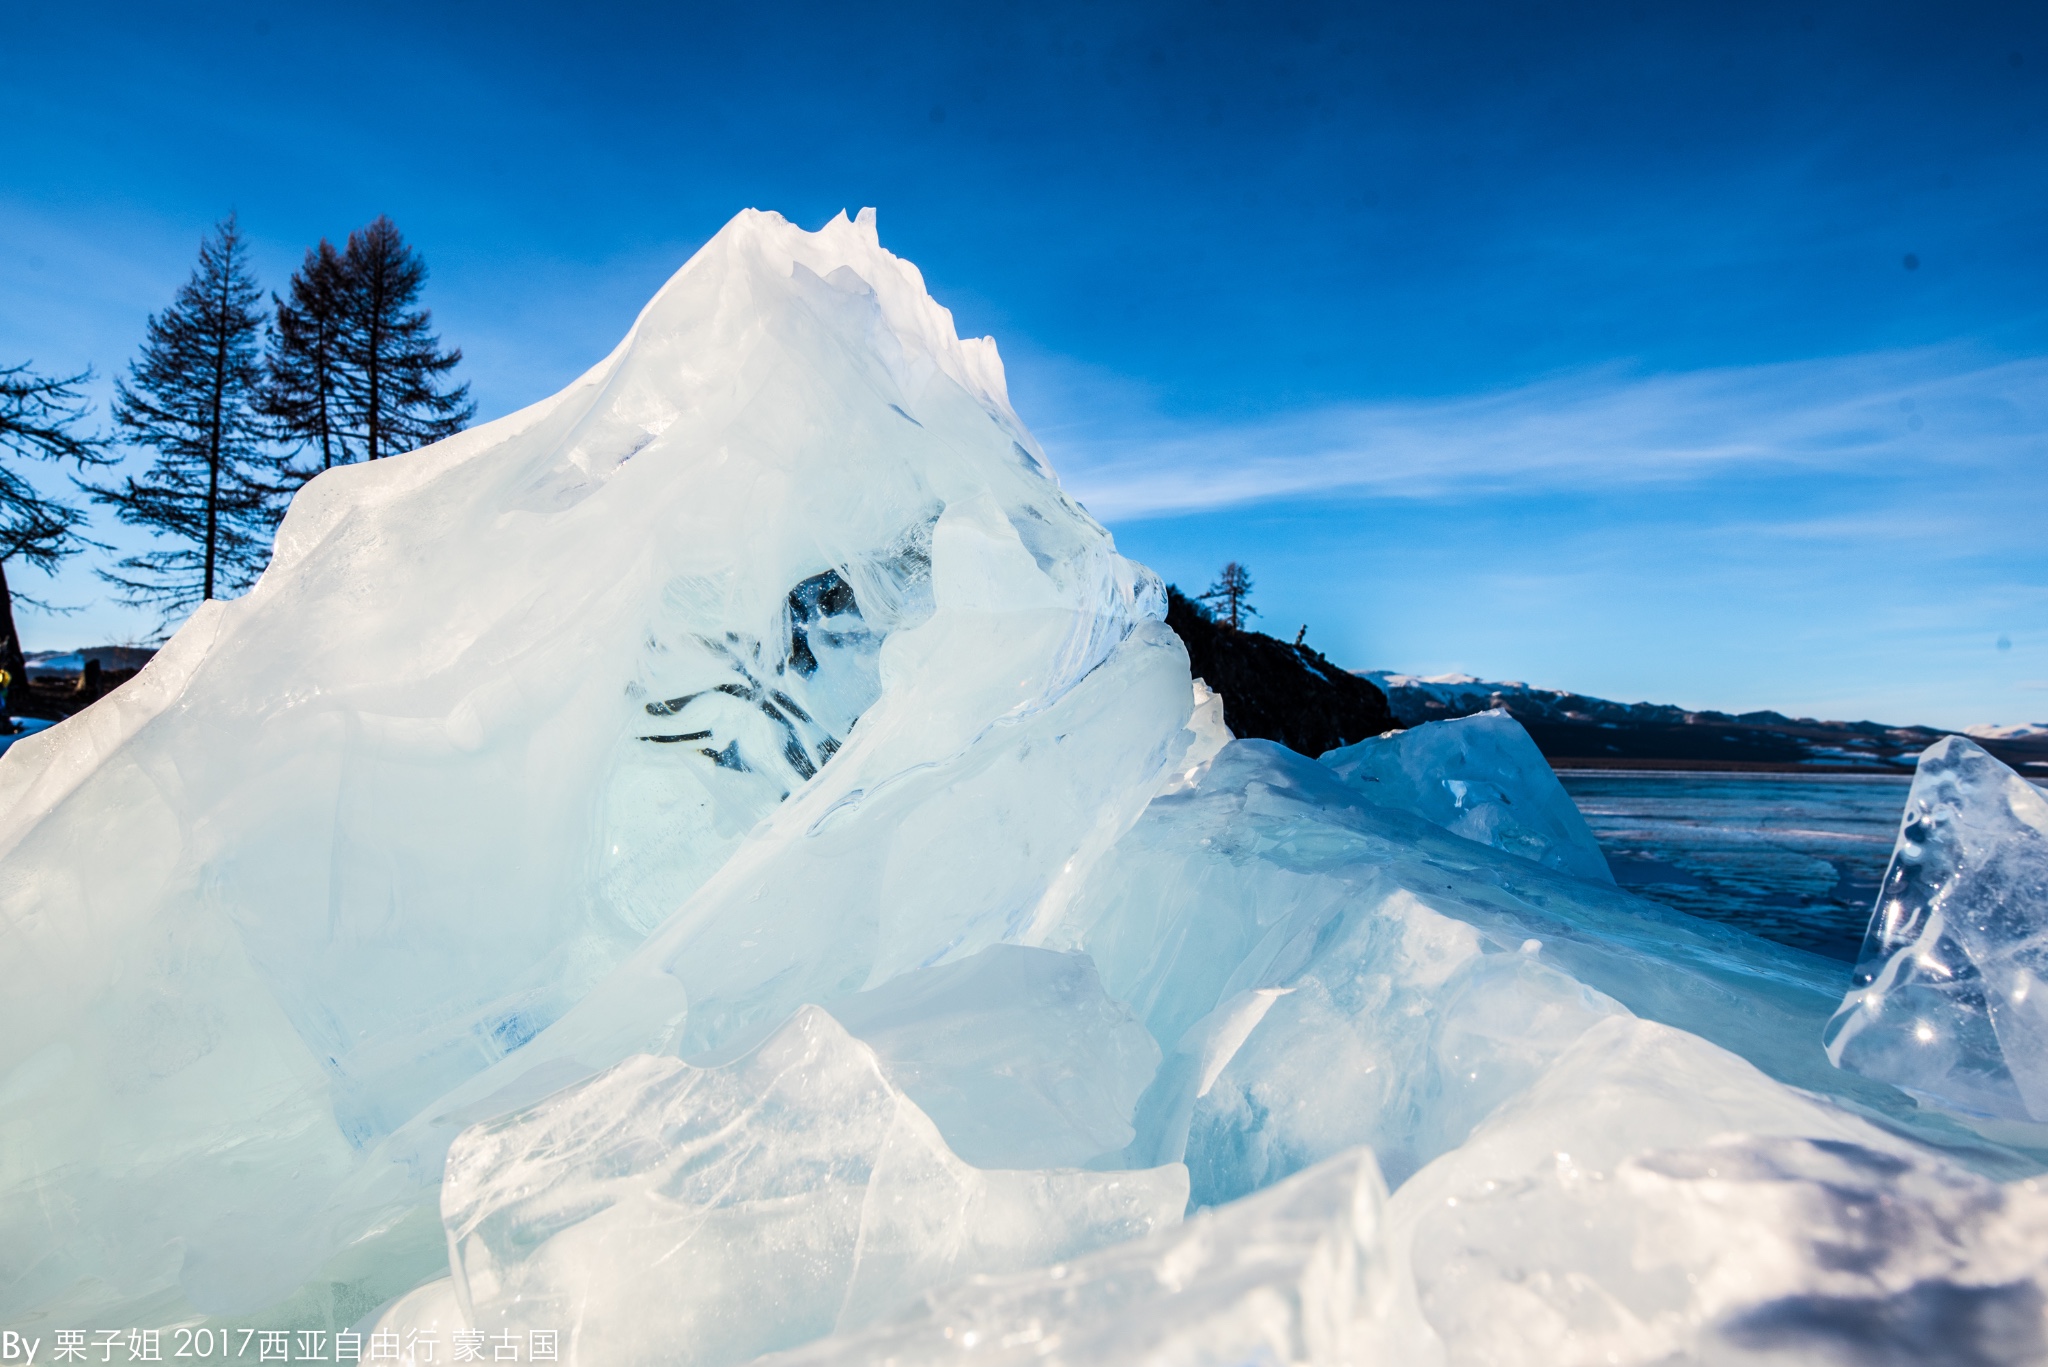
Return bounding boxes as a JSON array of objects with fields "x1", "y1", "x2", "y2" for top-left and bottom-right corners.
[{"x1": 1546, "y1": 756, "x2": 1914, "y2": 776}]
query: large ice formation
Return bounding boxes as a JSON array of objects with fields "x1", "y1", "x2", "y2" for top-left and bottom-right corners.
[
  {"x1": 3, "y1": 210, "x2": 2044, "y2": 1365},
  {"x1": 1320, "y1": 708, "x2": 1614, "y2": 883},
  {"x1": 1825, "y1": 736, "x2": 2048, "y2": 1121}
]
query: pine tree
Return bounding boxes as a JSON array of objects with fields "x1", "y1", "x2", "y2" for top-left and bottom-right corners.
[
  {"x1": 261, "y1": 239, "x2": 351, "y2": 475},
  {"x1": 1199, "y1": 561, "x2": 1257, "y2": 630},
  {"x1": 0, "y1": 363, "x2": 114, "y2": 696},
  {"x1": 333, "y1": 216, "x2": 472, "y2": 461},
  {"x1": 90, "y1": 215, "x2": 279, "y2": 623}
]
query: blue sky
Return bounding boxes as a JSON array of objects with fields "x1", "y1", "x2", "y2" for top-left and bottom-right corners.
[{"x1": 2, "y1": 0, "x2": 2045, "y2": 726}]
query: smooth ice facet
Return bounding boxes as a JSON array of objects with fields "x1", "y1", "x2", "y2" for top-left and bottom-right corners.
[
  {"x1": 1321, "y1": 709, "x2": 1615, "y2": 883},
  {"x1": 436, "y1": 1008, "x2": 1186, "y2": 1367},
  {"x1": 765, "y1": 1147, "x2": 1391, "y2": 1367},
  {"x1": 1824, "y1": 736, "x2": 2048, "y2": 1121},
  {"x1": 828, "y1": 943, "x2": 1161, "y2": 1169}
]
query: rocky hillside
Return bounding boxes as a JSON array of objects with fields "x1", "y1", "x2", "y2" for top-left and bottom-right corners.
[{"x1": 1164, "y1": 588, "x2": 1392, "y2": 756}]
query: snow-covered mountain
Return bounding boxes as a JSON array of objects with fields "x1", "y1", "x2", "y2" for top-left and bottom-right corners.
[
  {"x1": 1968, "y1": 721, "x2": 2048, "y2": 741},
  {"x1": 3, "y1": 211, "x2": 2043, "y2": 1366}
]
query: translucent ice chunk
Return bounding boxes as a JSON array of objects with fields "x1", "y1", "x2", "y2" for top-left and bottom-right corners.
[
  {"x1": 438, "y1": 1006, "x2": 1187, "y2": 1367},
  {"x1": 1183, "y1": 906, "x2": 1623, "y2": 1197},
  {"x1": 1321, "y1": 709, "x2": 1614, "y2": 883},
  {"x1": 828, "y1": 943, "x2": 1161, "y2": 1169},
  {"x1": 1824, "y1": 736, "x2": 2048, "y2": 1121},
  {"x1": 765, "y1": 1147, "x2": 1391, "y2": 1367},
  {"x1": 1152, "y1": 676, "x2": 1231, "y2": 798}
]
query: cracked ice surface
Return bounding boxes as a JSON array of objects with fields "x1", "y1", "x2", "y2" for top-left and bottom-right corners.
[{"x1": 4, "y1": 210, "x2": 2047, "y2": 1366}]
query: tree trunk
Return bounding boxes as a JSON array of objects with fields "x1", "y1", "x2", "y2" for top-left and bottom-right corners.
[
  {"x1": 205, "y1": 254, "x2": 228, "y2": 600},
  {"x1": 317, "y1": 328, "x2": 335, "y2": 470},
  {"x1": 366, "y1": 263, "x2": 383, "y2": 460},
  {"x1": 0, "y1": 559, "x2": 28, "y2": 718}
]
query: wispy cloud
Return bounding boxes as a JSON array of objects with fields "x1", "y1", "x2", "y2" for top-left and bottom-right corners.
[{"x1": 1043, "y1": 347, "x2": 2048, "y2": 521}]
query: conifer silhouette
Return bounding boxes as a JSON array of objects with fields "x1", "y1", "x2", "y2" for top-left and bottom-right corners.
[
  {"x1": 338, "y1": 216, "x2": 472, "y2": 462},
  {"x1": 90, "y1": 215, "x2": 279, "y2": 622},
  {"x1": 1199, "y1": 561, "x2": 1257, "y2": 630},
  {"x1": 0, "y1": 362, "x2": 114, "y2": 695},
  {"x1": 265, "y1": 216, "x2": 472, "y2": 477},
  {"x1": 262, "y1": 239, "x2": 349, "y2": 473}
]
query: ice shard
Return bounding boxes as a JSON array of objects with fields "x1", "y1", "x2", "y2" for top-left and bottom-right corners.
[
  {"x1": 1824, "y1": 736, "x2": 2048, "y2": 1121},
  {"x1": 766, "y1": 1147, "x2": 1392, "y2": 1367},
  {"x1": 429, "y1": 1007, "x2": 1183, "y2": 1367},
  {"x1": 1321, "y1": 709, "x2": 1614, "y2": 883}
]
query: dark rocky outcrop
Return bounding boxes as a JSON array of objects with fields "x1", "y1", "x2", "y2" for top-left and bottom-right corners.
[{"x1": 1164, "y1": 587, "x2": 1392, "y2": 757}]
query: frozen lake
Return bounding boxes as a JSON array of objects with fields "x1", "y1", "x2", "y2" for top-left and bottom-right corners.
[{"x1": 1557, "y1": 770, "x2": 1913, "y2": 963}]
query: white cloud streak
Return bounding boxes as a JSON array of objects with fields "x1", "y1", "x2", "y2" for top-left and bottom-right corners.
[{"x1": 1043, "y1": 347, "x2": 2048, "y2": 521}]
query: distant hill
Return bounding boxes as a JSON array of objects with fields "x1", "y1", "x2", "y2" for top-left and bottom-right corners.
[
  {"x1": 25, "y1": 646, "x2": 157, "y2": 678},
  {"x1": 1364, "y1": 671, "x2": 2048, "y2": 777},
  {"x1": 13, "y1": 646, "x2": 157, "y2": 722}
]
